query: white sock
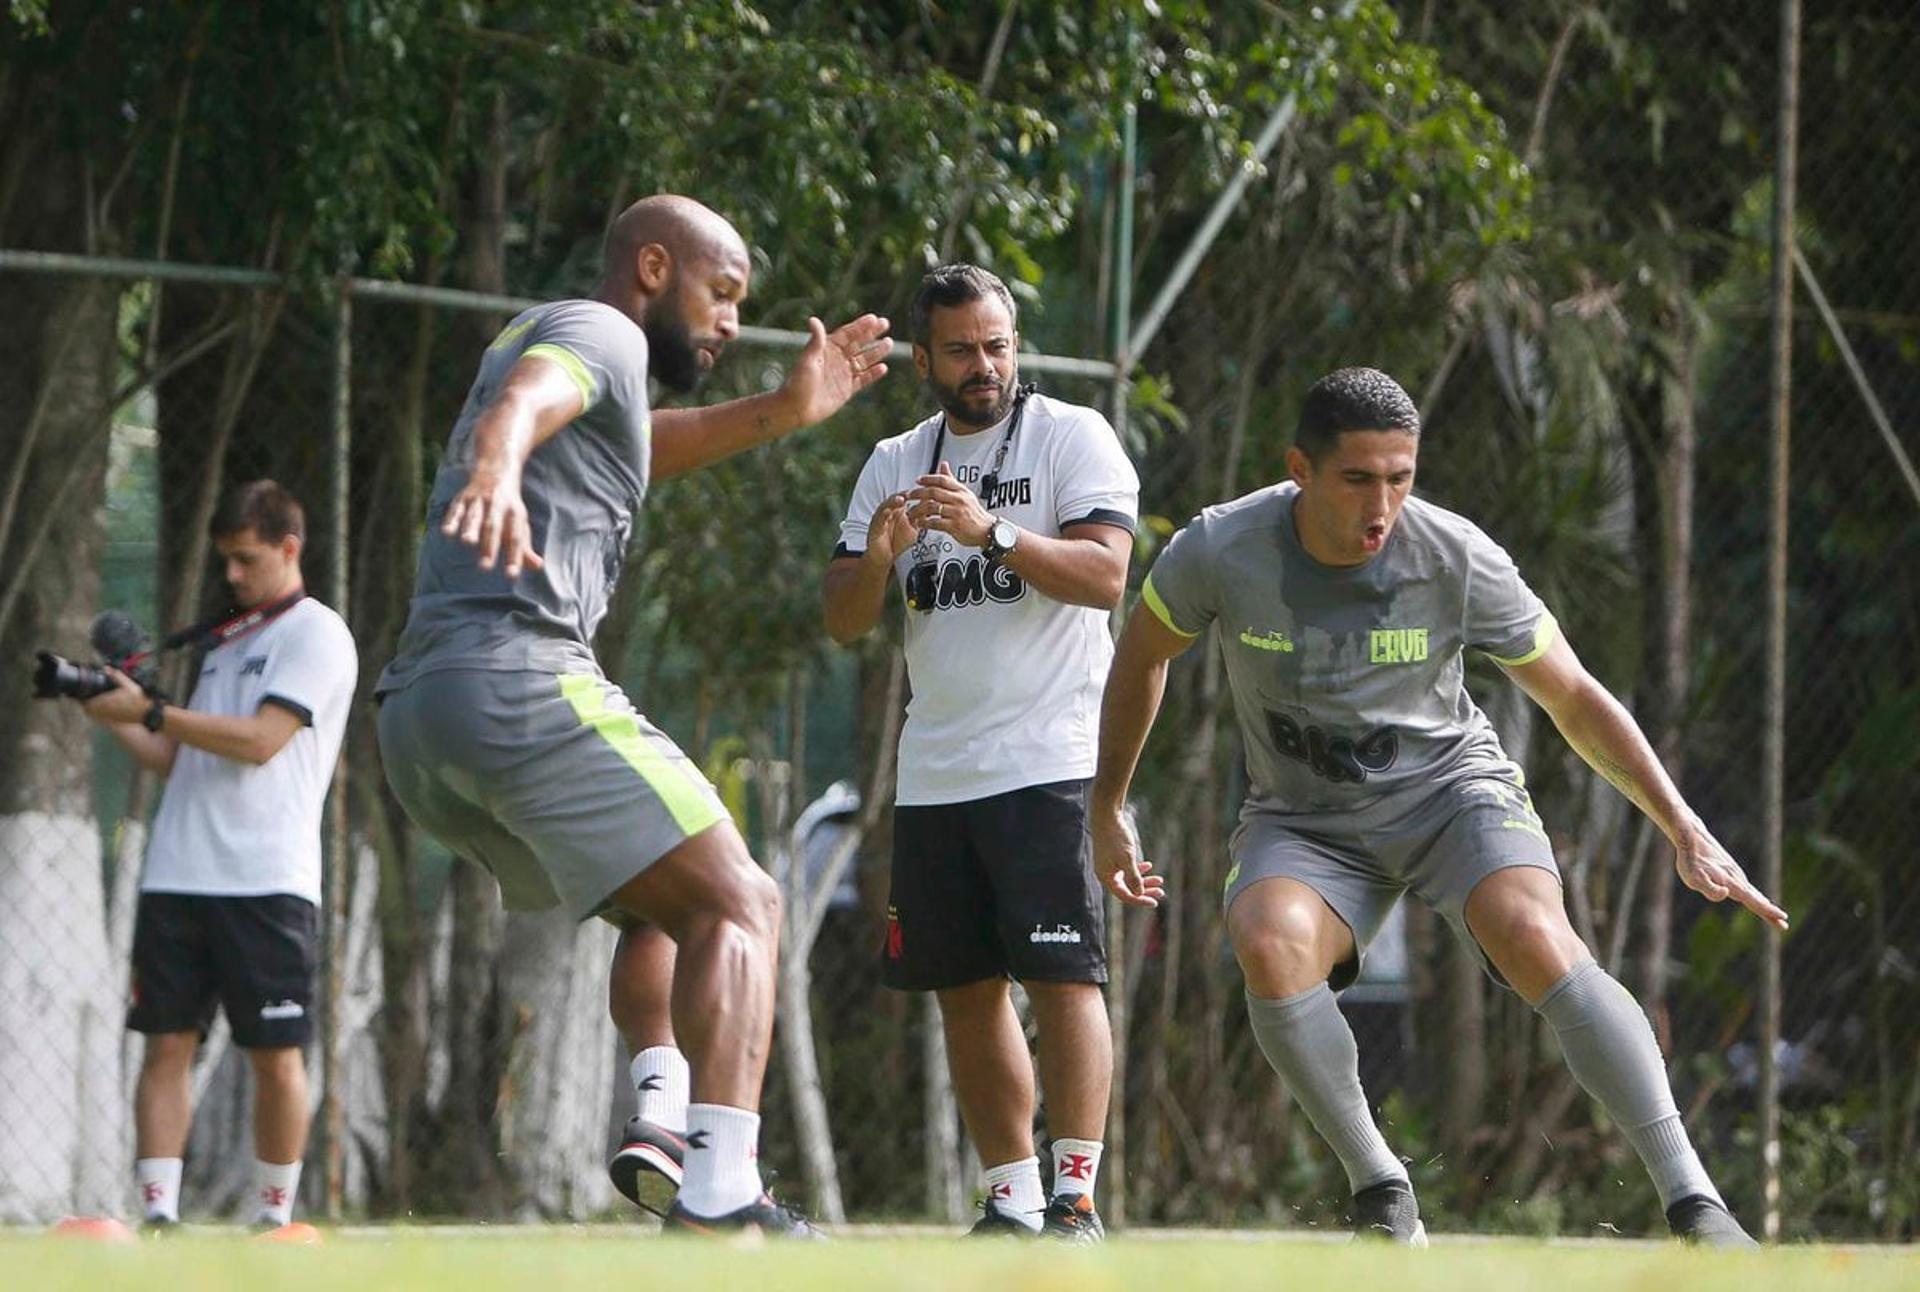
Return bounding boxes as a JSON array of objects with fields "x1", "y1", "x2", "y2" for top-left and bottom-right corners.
[
  {"x1": 135, "y1": 1157, "x2": 182, "y2": 1222},
  {"x1": 1050, "y1": 1138, "x2": 1104, "y2": 1200},
  {"x1": 677, "y1": 1103, "x2": 764, "y2": 1217},
  {"x1": 630, "y1": 1046, "x2": 690, "y2": 1134},
  {"x1": 254, "y1": 1159, "x2": 302, "y2": 1226},
  {"x1": 983, "y1": 1156, "x2": 1045, "y2": 1230}
]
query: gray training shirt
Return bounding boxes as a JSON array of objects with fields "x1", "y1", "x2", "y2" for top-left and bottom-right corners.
[
  {"x1": 378, "y1": 300, "x2": 652, "y2": 693},
  {"x1": 1142, "y1": 482, "x2": 1557, "y2": 815}
]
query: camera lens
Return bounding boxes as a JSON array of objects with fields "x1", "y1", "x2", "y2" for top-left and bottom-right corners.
[{"x1": 31, "y1": 651, "x2": 115, "y2": 700}]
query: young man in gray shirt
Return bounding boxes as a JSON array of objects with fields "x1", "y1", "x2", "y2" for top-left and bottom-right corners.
[{"x1": 1092, "y1": 367, "x2": 1782, "y2": 1246}]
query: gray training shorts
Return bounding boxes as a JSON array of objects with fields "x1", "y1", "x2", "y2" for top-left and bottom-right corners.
[
  {"x1": 1223, "y1": 773, "x2": 1558, "y2": 991},
  {"x1": 377, "y1": 668, "x2": 730, "y2": 920}
]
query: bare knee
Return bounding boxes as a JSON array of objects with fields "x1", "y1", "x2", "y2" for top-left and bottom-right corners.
[
  {"x1": 1465, "y1": 873, "x2": 1587, "y2": 1000},
  {"x1": 246, "y1": 1046, "x2": 305, "y2": 1089},
  {"x1": 142, "y1": 1032, "x2": 199, "y2": 1079},
  {"x1": 1022, "y1": 979, "x2": 1102, "y2": 1022},
  {"x1": 725, "y1": 861, "x2": 780, "y2": 945},
  {"x1": 937, "y1": 977, "x2": 1009, "y2": 1022},
  {"x1": 1230, "y1": 890, "x2": 1347, "y2": 997}
]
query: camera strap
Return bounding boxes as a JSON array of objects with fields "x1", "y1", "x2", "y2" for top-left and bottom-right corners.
[{"x1": 157, "y1": 589, "x2": 309, "y2": 659}]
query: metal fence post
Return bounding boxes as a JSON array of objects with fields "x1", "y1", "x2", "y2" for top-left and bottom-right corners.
[
  {"x1": 1760, "y1": 0, "x2": 1802, "y2": 1245},
  {"x1": 322, "y1": 274, "x2": 353, "y2": 1220}
]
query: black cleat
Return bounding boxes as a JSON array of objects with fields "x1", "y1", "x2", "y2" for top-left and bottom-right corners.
[
  {"x1": 1667, "y1": 1194, "x2": 1758, "y2": 1248},
  {"x1": 609, "y1": 1115, "x2": 686, "y2": 1217},
  {"x1": 967, "y1": 1196, "x2": 1038, "y2": 1237},
  {"x1": 140, "y1": 1216, "x2": 183, "y2": 1238},
  {"x1": 662, "y1": 1193, "x2": 822, "y2": 1239},
  {"x1": 1350, "y1": 1179, "x2": 1428, "y2": 1246},
  {"x1": 1039, "y1": 1192, "x2": 1105, "y2": 1243}
]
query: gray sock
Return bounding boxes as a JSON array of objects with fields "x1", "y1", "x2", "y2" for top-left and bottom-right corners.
[
  {"x1": 1534, "y1": 959, "x2": 1722, "y2": 1208},
  {"x1": 1246, "y1": 984, "x2": 1408, "y2": 1193}
]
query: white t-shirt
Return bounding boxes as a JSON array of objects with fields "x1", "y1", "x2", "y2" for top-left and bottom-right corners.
[
  {"x1": 837, "y1": 392, "x2": 1139, "y2": 805},
  {"x1": 142, "y1": 597, "x2": 358, "y2": 904}
]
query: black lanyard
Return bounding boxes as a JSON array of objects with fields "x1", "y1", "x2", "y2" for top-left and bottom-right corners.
[
  {"x1": 913, "y1": 387, "x2": 1033, "y2": 561},
  {"x1": 924, "y1": 384, "x2": 1034, "y2": 480}
]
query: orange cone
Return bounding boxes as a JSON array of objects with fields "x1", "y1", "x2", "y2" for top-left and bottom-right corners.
[{"x1": 51, "y1": 1216, "x2": 136, "y2": 1244}]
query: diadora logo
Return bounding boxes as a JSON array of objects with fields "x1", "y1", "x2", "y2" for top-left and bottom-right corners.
[
  {"x1": 1238, "y1": 628, "x2": 1295, "y2": 653},
  {"x1": 637, "y1": 1074, "x2": 664, "y2": 1092},
  {"x1": 241, "y1": 654, "x2": 269, "y2": 677},
  {"x1": 1029, "y1": 923, "x2": 1082, "y2": 945},
  {"x1": 1369, "y1": 628, "x2": 1430, "y2": 664},
  {"x1": 687, "y1": 1130, "x2": 712, "y2": 1150}
]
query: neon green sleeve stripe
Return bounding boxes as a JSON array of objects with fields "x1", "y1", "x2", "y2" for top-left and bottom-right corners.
[
  {"x1": 1141, "y1": 575, "x2": 1200, "y2": 639},
  {"x1": 524, "y1": 343, "x2": 598, "y2": 410},
  {"x1": 558, "y1": 674, "x2": 727, "y2": 838},
  {"x1": 1485, "y1": 610, "x2": 1559, "y2": 667}
]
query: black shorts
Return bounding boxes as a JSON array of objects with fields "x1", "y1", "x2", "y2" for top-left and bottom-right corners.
[
  {"x1": 127, "y1": 892, "x2": 318, "y2": 1049},
  {"x1": 882, "y1": 778, "x2": 1107, "y2": 991}
]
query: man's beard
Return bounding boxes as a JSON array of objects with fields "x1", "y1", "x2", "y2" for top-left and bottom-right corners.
[
  {"x1": 929, "y1": 372, "x2": 1016, "y2": 428},
  {"x1": 644, "y1": 294, "x2": 712, "y2": 394}
]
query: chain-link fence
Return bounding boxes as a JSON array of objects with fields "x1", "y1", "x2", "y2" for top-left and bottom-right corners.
[{"x1": 2, "y1": 0, "x2": 1915, "y2": 1243}]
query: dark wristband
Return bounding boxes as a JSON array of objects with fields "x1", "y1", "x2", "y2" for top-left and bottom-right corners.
[{"x1": 141, "y1": 700, "x2": 167, "y2": 733}]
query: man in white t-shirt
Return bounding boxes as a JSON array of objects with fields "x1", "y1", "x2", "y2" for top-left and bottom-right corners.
[
  {"x1": 823, "y1": 264, "x2": 1139, "y2": 1240},
  {"x1": 84, "y1": 480, "x2": 357, "y2": 1233}
]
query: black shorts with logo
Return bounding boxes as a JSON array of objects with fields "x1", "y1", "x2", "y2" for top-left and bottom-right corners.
[
  {"x1": 882, "y1": 778, "x2": 1107, "y2": 991},
  {"x1": 127, "y1": 892, "x2": 318, "y2": 1049}
]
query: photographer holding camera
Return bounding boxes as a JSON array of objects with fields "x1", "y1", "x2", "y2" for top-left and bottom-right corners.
[
  {"x1": 79, "y1": 480, "x2": 355, "y2": 1232},
  {"x1": 821, "y1": 265, "x2": 1138, "y2": 1240}
]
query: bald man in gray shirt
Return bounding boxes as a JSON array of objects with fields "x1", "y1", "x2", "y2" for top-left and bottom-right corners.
[
  {"x1": 378, "y1": 195, "x2": 889, "y2": 1235},
  {"x1": 1093, "y1": 367, "x2": 1782, "y2": 1247}
]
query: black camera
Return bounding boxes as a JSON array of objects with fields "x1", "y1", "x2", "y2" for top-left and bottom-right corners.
[
  {"x1": 904, "y1": 560, "x2": 939, "y2": 613},
  {"x1": 31, "y1": 611, "x2": 161, "y2": 701}
]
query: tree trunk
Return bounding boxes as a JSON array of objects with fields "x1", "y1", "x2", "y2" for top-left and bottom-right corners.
[
  {"x1": 0, "y1": 270, "x2": 125, "y2": 1222},
  {"x1": 923, "y1": 993, "x2": 967, "y2": 1222},
  {"x1": 493, "y1": 909, "x2": 620, "y2": 1218},
  {"x1": 1639, "y1": 295, "x2": 1698, "y2": 1044}
]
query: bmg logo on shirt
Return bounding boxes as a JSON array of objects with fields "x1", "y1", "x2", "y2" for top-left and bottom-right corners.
[
  {"x1": 917, "y1": 556, "x2": 1027, "y2": 612},
  {"x1": 241, "y1": 655, "x2": 269, "y2": 677}
]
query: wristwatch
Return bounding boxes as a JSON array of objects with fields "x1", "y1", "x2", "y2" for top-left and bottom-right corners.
[
  {"x1": 141, "y1": 699, "x2": 167, "y2": 733},
  {"x1": 984, "y1": 517, "x2": 1021, "y2": 561}
]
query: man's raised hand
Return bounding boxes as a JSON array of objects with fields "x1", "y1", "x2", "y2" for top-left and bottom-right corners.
[{"x1": 783, "y1": 314, "x2": 891, "y2": 428}]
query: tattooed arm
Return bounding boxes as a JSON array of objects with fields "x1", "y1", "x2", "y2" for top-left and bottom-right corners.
[{"x1": 1504, "y1": 634, "x2": 1789, "y2": 930}]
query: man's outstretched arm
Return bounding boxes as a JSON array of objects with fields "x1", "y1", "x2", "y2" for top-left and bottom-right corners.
[
  {"x1": 1090, "y1": 605, "x2": 1196, "y2": 908},
  {"x1": 1504, "y1": 633, "x2": 1789, "y2": 930},
  {"x1": 651, "y1": 315, "x2": 890, "y2": 481}
]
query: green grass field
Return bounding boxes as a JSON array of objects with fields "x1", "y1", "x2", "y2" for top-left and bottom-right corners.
[{"x1": 6, "y1": 1229, "x2": 1916, "y2": 1292}]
